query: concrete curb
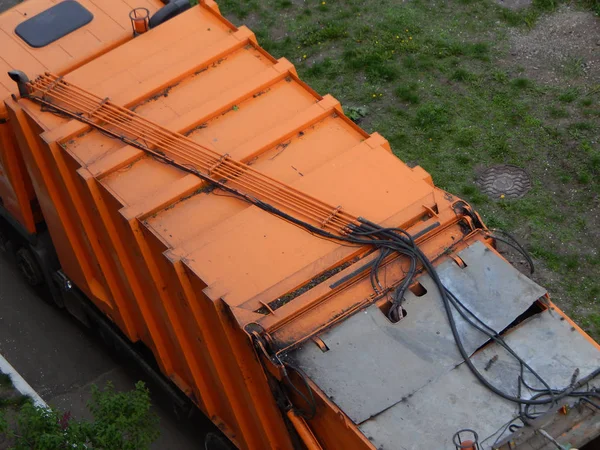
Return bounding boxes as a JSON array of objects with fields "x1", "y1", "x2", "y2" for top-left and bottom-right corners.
[{"x1": 0, "y1": 353, "x2": 47, "y2": 408}]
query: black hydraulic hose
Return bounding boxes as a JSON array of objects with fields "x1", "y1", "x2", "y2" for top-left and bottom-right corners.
[
  {"x1": 445, "y1": 289, "x2": 556, "y2": 404},
  {"x1": 487, "y1": 231, "x2": 535, "y2": 275},
  {"x1": 283, "y1": 362, "x2": 316, "y2": 420},
  {"x1": 254, "y1": 198, "x2": 600, "y2": 406},
  {"x1": 149, "y1": 0, "x2": 191, "y2": 28},
  {"x1": 414, "y1": 243, "x2": 600, "y2": 406}
]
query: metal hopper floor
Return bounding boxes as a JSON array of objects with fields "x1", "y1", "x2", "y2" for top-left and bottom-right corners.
[{"x1": 291, "y1": 241, "x2": 600, "y2": 449}]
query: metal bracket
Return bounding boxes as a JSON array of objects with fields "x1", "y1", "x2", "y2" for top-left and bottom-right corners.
[
  {"x1": 208, "y1": 153, "x2": 230, "y2": 177},
  {"x1": 40, "y1": 75, "x2": 64, "y2": 100},
  {"x1": 88, "y1": 97, "x2": 110, "y2": 118},
  {"x1": 52, "y1": 270, "x2": 73, "y2": 292},
  {"x1": 321, "y1": 205, "x2": 342, "y2": 229}
]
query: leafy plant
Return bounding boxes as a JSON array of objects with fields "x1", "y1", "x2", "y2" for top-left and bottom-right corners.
[
  {"x1": 344, "y1": 106, "x2": 368, "y2": 122},
  {"x1": 0, "y1": 382, "x2": 159, "y2": 450}
]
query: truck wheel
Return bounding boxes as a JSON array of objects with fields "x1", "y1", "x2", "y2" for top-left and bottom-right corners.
[
  {"x1": 204, "y1": 432, "x2": 236, "y2": 450},
  {"x1": 16, "y1": 247, "x2": 44, "y2": 286}
]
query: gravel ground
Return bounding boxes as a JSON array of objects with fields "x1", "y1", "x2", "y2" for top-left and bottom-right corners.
[
  {"x1": 494, "y1": 0, "x2": 532, "y2": 10},
  {"x1": 508, "y1": 5, "x2": 600, "y2": 85}
]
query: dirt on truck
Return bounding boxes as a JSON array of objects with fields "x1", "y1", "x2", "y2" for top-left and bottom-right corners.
[{"x1": 0, "y1": 1, "x2": 599, "y2": 449}]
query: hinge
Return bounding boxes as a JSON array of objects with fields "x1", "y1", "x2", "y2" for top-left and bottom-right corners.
[
  {"x1": 248, "y1": 326, "x2": 286, "y2": 380},
  {"x1": 246, "y1": 324, "x2": 317, "y2": 421}
]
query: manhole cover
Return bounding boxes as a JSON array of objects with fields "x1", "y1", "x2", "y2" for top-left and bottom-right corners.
[{"x1": 479, "y1": 164, "x2": 531, "y2": 199}]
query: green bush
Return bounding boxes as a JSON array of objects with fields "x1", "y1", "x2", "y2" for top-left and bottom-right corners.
[{"x1": 0, "y1": 382, "x2": 159, "y2": 450}]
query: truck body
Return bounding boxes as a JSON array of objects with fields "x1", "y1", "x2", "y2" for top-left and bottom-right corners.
[{"x1": 0, "y1": 1, "x2": 598, "y2": 449}]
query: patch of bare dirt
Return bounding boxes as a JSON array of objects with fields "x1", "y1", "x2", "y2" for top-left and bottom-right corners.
[
  {"x1": 507, "y1": 6, "x2": 600, "y2": 85},
  {"x1": 494, "y1": 0, "x2": 532, "y2": 10}
]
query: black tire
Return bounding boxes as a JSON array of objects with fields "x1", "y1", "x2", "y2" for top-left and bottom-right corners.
[
  {"x1": 204, "y1": 432, "x2": 236, "y2": 450},
  {"x1": 16, "y1": 247, "x2": 44, "y2": 286}
]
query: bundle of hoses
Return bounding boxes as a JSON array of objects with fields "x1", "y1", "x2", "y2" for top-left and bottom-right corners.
[{"x1": 248, "y1": 199, "x2": 600, "y2": 416}]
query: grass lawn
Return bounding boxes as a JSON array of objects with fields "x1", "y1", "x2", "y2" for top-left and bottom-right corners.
[{"x1": 217, "y1": 0, "x2": 600, "y2": 339}]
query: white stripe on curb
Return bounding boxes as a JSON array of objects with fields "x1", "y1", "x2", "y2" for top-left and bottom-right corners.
[{"x1": 0, "y1": 353, "x2": 47, "y2": 408}]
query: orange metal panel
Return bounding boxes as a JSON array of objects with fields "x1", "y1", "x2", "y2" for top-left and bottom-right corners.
[
  {"x1": 6, "y1": 99, "x2": 100, "y2": 297},
  {"x1": 81, "y1": 174, "x2": 179, "y2": 375},
  {"x1": 182, "y1": 264, "x2": 295, "y2": 449},
  {"x1": 54, "y1": 146, "x2": 145, "y2": 339},
  {"x1": 0, "y1": 120, "x2": 37, "y2": 233},
  {"x1": 290, "y1": 379, "x2": 375, "y2": 450}
]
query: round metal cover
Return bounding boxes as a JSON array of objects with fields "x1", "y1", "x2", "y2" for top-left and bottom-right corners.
[{"x1": 479, "y1": 164, "x2": 531, "y2": 199}]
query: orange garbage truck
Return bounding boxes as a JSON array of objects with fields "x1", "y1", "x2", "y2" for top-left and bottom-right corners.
[{"x1": 1, "y1": 1, "x2": 599, "y2": 449}]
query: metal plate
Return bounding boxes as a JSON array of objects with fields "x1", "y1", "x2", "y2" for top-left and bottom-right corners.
[
  {"x1": 289, "y1": 241, "x2": 547, "y2": 423},
  {"x1": 358, "y1": 309, "x2": 600, "y2": 450}
]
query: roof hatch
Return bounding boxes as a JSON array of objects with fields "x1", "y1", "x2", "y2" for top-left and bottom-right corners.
[{"x1": 15, "y1": 0, "x2": 93, "y2": 48}]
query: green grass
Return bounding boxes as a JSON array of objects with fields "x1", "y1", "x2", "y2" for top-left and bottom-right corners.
[
  {"x1": 451, "y1": 68, "x2": 477, "y2": 82},
  {"x1": 0, "y1": 394, "x2": 28, "y2": 409},
  {"x1": 562, "y1": 57, "x2": 585, "y2": 78},
  {"x1": 511, "y1": 77, "x2": 533, "y2": 89},
  {"x1": 548, "y1": 105, "x2": 569, "y2": 119},
  {"x1": 578, "y1": 313, "x2": 600, "y2": 340},
  {"x1": 395, "y1": 83, "x2": 420, "y2": 104},
  {"x1": 218, "y1": 0, "x2": 600, "y2": 340},
  {"x1": 580, "y1": 98, "x2": 593, "y2": 107},
  {"x1": 559, "y1": 87, "x2": 579, "y2": 103}
]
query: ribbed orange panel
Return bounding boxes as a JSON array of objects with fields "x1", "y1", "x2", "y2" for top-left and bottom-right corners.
[{"x1": 0, "y1": 120, "x2": 36, "y2": 233}]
